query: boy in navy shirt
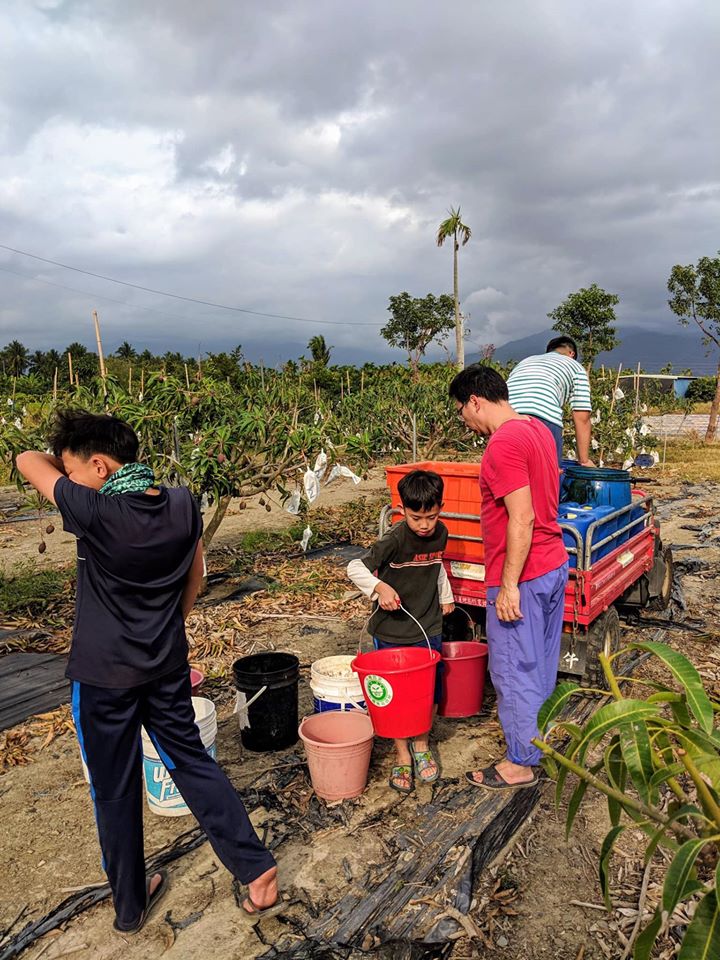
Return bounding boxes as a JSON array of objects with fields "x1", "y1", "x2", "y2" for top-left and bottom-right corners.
[{"x1": 17, "y1": 410, "x2": 278, "y2": 932}]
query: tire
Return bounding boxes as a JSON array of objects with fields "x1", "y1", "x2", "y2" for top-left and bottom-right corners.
[
  {"x1": 584, "y1": 606, "x2": 622, "y2": 689},
  {"x1": 648, "y1": 546, "x2": 674, "y2": 611}
]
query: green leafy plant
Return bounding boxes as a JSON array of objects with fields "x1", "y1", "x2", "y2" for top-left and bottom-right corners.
[{"x1": 534, "y1": 644, "x2": 720, "y2": 959}]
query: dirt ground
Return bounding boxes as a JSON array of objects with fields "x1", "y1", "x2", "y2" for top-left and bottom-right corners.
[
  {"x1": 1, "y1": 469, "x2": 719, "y2": 960},
  {"x1": 0, "y1": 469, "x2": 389, "y2": 574}
]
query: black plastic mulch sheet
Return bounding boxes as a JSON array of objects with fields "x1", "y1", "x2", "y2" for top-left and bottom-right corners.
[{"x1": 0, "y1": 650, "x2": 70, "y2": 730}]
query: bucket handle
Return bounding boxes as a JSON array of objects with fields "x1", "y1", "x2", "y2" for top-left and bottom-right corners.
[{"x1": 357, "y1": 601, "x2": 433, "y2": 658}]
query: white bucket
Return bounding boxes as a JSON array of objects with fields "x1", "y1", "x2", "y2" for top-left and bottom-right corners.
[
  {"x1": 310, "y1": 655, "x2": 366, "y2": 713},
  {"x1": 141, "y1": 696, "x2": 217, "y2": 817}
]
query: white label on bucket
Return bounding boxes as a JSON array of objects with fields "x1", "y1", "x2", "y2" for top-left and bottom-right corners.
[{"x1": 364, "y1": 674, "x2": 394, "y2": 708}]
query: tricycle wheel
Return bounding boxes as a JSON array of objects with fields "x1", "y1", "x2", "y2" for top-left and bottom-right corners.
[
  {"x1": 648, "y1": 546, "x2": 674, "y2": 611},
  {"x1": 584, "y1": 607, "x2": 621, "y2": 689}
]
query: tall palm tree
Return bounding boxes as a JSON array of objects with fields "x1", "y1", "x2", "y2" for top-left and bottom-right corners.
[
  {"x1": 115, "y1": 341, "x2": 138, "y2": 361},
  {"x1": 2, "y1": 339, "x2": 29, "y2": 377},
  {"x1": 436, "y1": 207, "x2": 472, "y2": 369}
]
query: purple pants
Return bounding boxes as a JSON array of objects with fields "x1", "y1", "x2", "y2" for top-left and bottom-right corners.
[{"x1": 486, "y1": 562, "x2": 568, "y2": 766}]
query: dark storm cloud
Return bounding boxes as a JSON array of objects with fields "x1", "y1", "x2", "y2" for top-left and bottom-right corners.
[{"x1": 0, "y1": 0, "x2": 718, "y2": 362}]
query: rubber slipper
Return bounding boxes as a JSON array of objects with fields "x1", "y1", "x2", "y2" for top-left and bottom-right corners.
[
  {"x1": 241, "y1": 896, "x2": 286, "y2": 924},
  {"x1": 389, "y1": 764, "x2": 414, "y2": 794},
  {"x1": 465, "y1": 765, "x2": 538, "y2": 791},
  {"x1": 113, "y1": 869, "x2": 169, "y2": 934},
  {"x1": 410, "y1": 741, "x2": 440, "y2": 784}
]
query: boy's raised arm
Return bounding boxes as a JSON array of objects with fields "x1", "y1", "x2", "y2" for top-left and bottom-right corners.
[{"x1": 15, "y1": 452, "x2": 65, "y2": 506}]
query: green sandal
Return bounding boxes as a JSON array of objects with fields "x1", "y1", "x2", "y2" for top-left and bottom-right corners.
[
  {"x1": 410, "y1": 742, "x2": 440, "y2": 784},
  {"x1": 389, "y1": 764, "x2": 414, "y2": 794}
]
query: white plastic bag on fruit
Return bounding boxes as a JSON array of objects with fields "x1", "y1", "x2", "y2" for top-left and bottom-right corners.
[
  {"x1": 300, "y1": 525, "x2": 313, "y2": 552},
  {"x1": 325, "y1": 464, "x2": 362, "y2": 486},
  {"x1": 285, "y1": 490, "x2": 301, "y2": 515},
  {"x1": 304, "y1": 469, "x2": 320, "y2": 503},
  {"x1": 313, "y1": 450, "x2": 328, "y2": 481}
]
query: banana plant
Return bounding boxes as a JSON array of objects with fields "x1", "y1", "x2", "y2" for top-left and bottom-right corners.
[{"x1": 533, "y1": 643, "x2": 720, "y2": 959}]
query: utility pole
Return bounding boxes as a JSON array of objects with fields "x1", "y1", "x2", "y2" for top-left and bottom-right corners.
[{"x1": 92, "y1": 309, "x2": 107, "y2": 395}]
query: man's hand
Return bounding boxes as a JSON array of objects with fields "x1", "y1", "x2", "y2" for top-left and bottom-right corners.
[
  {"x1": 441, "y1": 602, "x2": 455, "y2": 616},
  {"x1": 495, "y1": 585, "x2": 523, "y2": 622},
  {"x1": 374, "y1": 582, "x2": 401, "y2": 611},
  {"x1": 579, "y1": 458, "x2": 596, "y2": 467}
]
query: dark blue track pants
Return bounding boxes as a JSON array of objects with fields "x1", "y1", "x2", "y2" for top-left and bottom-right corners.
[{"x1": 72, "y1": 664, "x2": 275, "y2": 927}]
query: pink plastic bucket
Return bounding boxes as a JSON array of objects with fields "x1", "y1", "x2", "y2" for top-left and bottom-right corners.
[
  {"x1": 439, "y1": 641, "x2": 488, "y2": 718},
  {"x1": 190, "y1": 668, "x2": 204, "y2": 696},
  {"x1": 299, "y1": 711, "x2": 374, "y2": 801}
]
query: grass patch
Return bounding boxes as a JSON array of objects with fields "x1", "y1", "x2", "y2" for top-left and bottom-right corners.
[
  {"x1": 661, "y1": 437, "x2": 720, "y2": 483},
  {"x1": 236, "y1": 528, "x2": 300, "y2": 553},
  {"x1": 0, "y1": 562, "x2": 72, "y2": 617}
]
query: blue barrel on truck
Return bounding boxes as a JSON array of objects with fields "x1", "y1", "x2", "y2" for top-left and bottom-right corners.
[
  {"x1": 559, "y1": 502, "x2": 618, "y2": 569},
  {"x1": 561, "y1": 464, "x2": 632, "y2": 510}
]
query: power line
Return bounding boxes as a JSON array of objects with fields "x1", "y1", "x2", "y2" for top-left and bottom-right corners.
[
  {"x1": 0, "y1": 263, "x2": 214, "y2": 327},
  {"x1": 0, "y1": 242, "x2": 383, "y2": 327}
]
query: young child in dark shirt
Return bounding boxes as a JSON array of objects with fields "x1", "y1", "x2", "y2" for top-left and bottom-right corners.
[
  {"x1": 16, "y1": 410, "x2": 279, "y2": 932},
  {"x1": 347, "y1": 470, "x2": 454, "y2": 793}
]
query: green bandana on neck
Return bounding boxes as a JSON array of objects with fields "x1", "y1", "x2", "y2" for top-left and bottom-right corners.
[{"x1": 100, "y1": 462, "x2": 155, "y2": 496}]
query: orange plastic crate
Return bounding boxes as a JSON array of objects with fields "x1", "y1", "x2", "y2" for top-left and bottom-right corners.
[{"x1": 385, "y1": 461, "x2": 483, "y2": 564}]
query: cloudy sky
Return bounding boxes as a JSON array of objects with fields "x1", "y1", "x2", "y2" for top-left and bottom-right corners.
[{"x1": 0, "y1": 0, "x2": 718, "y2": 365}]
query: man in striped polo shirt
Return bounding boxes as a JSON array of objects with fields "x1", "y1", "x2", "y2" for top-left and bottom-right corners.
[{"x1": 507, "y1": 335, "x2": 594, "y2": 464}]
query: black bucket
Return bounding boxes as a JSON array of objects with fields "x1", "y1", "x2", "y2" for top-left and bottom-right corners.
[{"x1": 232, "y1": 652, "x2": 300, "y2": 752}]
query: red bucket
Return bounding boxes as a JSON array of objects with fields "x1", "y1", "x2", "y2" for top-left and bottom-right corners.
[
  {"x1": 351, "y1": 647, "x2": 441, "y2": 738},
  {"x1": 439, "y1": 641, "x2": 488, "y2": 718}
]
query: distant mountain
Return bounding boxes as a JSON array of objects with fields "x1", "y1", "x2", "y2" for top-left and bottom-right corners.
[{"x1": 483, "y1": 326, "x2": 717, "y2": 375}]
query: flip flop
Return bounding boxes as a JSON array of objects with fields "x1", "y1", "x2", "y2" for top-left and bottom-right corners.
[
  {"x1": 389, "y1": 764, "x2": 414, "y2": 794},
  {"x1": 113, "y1": 869, "x2": 169, "y2": 934},
  {"x1": 409, "y1": 741, "x2": 440, "y2": 784},
  {"x1": 241, "y1": 896, "x2": 286, "y2": 924},
  {"x1": 465, "y1": 765, "x2": 539, "y2": 791}
]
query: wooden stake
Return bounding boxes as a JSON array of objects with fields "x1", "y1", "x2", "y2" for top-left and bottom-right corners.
[
  {"x1": 635, "y1": 361, "x2": 641, "y2": 415},
  {"x1": 609, "y1": 364, "x2": 623, "y2": 417},
  {"x1": 128, "y1": 364, "x2": 133, "y2": 393},
  {"x1": 601, "y1": 364, "x2": 624, "y2": 464},
  {"x1": 260, "y1": 361, "x2": 265, "y2": 391},
  {"x1": 184, "y1": 363, "x2": 191, "y2": 390},
  {"x1": 361, "y1": 369, "x2": 365, "y2": 394},
  {"x1": 346, "y1": 369, "x2": 351, "y2": 394},
  {"x1": 662, "y1": 426, "x2": 668, "y2": 473},
  {"x1": 68, "y1": 351, "x2": 74, "y2": 385},
  {"x1": 53, "y1": 367, "x2": 58, "y2": 401},
  {"x1": 140, "y1": 368, "x2": 145, "y2": 396},
  {"x1": 92, "y1": 310, "x2": 107, "y2": 391}
]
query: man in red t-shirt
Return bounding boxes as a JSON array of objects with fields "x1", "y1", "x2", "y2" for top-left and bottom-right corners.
[{"x1": 449, "y1": 364, "x2": 568, "y2": 790}]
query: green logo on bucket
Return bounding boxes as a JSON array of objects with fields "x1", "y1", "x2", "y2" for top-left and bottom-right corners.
[{"x1": 364, "y1": 674, "x2": 393, "y2": 707}]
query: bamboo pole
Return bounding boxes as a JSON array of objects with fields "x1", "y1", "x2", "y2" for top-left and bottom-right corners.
[
  {"x1": 128, "y1": 364, "x2": 133, "y2": 393},
  {"x1": 68, "y1": 351, "x2": 74, "y2": 385},
  {"x1": 184, "y1": 363, "x2": 190, "y2": 390},
  {"x1": 634, "y1": 361, "x2": 641, "y2": 415},
  {"x1": 140, "y1": 368, "x2": 145, "y2": 397},
  {"x1": 346, "y1": 369, "x2": 351, "y2": 394},
  {"x1": 92, "y1": 310, "x2": 107, "y2": 392},
  {"x1": 53, "y1": 367, "x2": 58, "y2": 401},
  {"x1": 361, "y1": 368, "x2": 365, "y2": 394},
  {"x1": 600, "y1": 364, "x2": 624, "y2": 464}
]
